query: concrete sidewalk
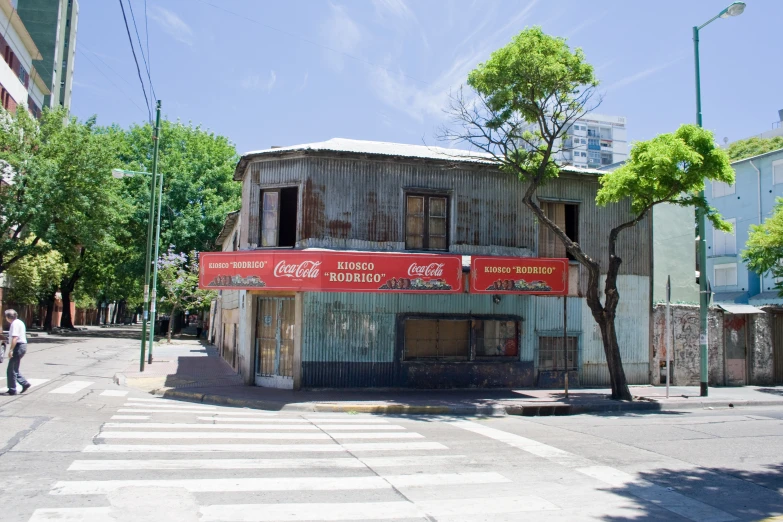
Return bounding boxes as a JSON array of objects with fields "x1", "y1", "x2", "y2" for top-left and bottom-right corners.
[{"x1": 115, "y1": 338, "x2": 783, "y2": 416}]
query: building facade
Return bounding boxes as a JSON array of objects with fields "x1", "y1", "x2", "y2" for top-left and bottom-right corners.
[
  {"x1": 0, "y1": 0, "x2": 49, "y2": 116},
  {"x1": 16, "y1": 0, "x2": 77, "y2": 109},
  {"x1": 560, "y1": 113, "x2": 629, "y2": 169},
  {"x1": 206, "y1": 138, "x2": 652, "y2": 390}
]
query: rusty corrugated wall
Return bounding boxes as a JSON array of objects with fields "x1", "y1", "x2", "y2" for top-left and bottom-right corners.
[{"x1": 244, "y1": 154, "x2": 650, "y2": 276}]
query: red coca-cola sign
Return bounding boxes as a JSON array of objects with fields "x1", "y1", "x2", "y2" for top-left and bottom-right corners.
[
  {"x1": 199, "y1": 251, "x2": 464, "y2": 293},
  {"x1": 471, "y1": 257, "x2": 568, "y2": 295}
]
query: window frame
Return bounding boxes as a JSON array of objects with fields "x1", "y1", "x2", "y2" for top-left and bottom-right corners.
[
  {"x1": 712, "y1": 218, "x2": 736, "y2": 256},
  {"x1": 537, "y1": 334, "x2": 579, "y2": 371},
  {"x1": 714, "y1": 263, "x2": 738, "y2": 287},
  {"x1": 773, "y1": 160, "x2": 783, "y2": 186},
  {"x1": 404, "y1": 192, "x2": 450, "y2": 251},
  {"x1": 399, "y1": 313, "x2": 522, "y2": 363},
  {"x1": 538, "y1": 200, "x2": 579, "y2": 259},
  {"x1": 258, "y1": 185, "x2": 299, "y2": 248},
  {"x1": 712, "y1": 179, "x2": 735, "y2": 198}
]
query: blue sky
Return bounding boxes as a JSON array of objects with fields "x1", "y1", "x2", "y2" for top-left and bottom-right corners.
[{"x1": 72, "y1": 0, "x2": 783, "y2": 155}]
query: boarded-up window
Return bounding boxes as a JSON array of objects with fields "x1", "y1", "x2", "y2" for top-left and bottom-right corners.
[
  {"x1": 405, "y1": 194, "x2": 448, "y2": 251},
  {"x1": 404, "y1": 317, "x2": 520, "y2": 361},
  {"x1": 539, "y1": 202, "x2": 578, "y2": 259},
  {"x1": 404, "y1": 319, "x2": 469, "y2": 360},
  {"x1": 260, "y1": 187, "x2": 298, "y2": 247},
  {"x1": 538, "y1": 336, "x2": 578, "y2": 371}
]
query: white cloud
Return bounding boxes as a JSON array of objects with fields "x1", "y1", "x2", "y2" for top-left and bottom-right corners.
[
  {"x1": 241, "y1": 70, "x2": 277, "y2": 92},
  {"x1": 369, "y1": 1, "x2": 538, "y2": 122},
  {"x1": 604, "y1": 56, "x2": 685, "y2": 92},
  {"x1": 372, "y1": 0, "x2": 415, "y2": 23},
  {"x1": 149, "y1": 6, "x2": 193, "y2": 46},
  {"x1": 320, "y1": 3, "x2": 362, "y2": 72},
  {"x1": 298, "y1": 72, "x2": 309, "y2": 91},
  {"x1": 267, "y1": 70, "x2": 277, "y2": 91}
]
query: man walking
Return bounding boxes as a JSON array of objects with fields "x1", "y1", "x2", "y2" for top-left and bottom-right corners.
[{"x1": 5, "y1": 309, "x2": 31, "y2": 395}]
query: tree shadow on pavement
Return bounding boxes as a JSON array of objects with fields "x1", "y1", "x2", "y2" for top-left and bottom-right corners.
[
  {"x1": 601, "y1": 463, "x2": 783, "y2": 521},
  {"x1": 50, "y1": 327, "x2": 146, "y2": 340},
  {"x1": 758, "y1": 387, "x2": 783, "y2": 397}
]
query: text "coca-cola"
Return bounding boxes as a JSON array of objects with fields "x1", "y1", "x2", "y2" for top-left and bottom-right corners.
[
  {"x1": 274, "y1": 260, "x2": 321, "y2": 279},
  {"x1": 408, "y1": 262, "x2": 444, "y2": 278}
]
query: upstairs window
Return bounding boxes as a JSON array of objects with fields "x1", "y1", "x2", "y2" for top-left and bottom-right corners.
[
  {"x1": 712, "y1": 180, "x2": 735, "y2": 198},
  {"x1": 773, "y1": 160, "x2": 783, "y2": 185},
  {"x1": 539, "y1": 201, "x2": 578, "y2": 259},
  {"x1": 405, "y1": 193, "x2": 448, "y2": 251},
  {"x1": 714, "y1": 263, "x2": 738, "y2": 287},
  {"x1": 259, "y1": 187, "x2": 298, "y2": 247},
  {"x1": 712, "y1": 218, "x2": 736, "y2": 256}
]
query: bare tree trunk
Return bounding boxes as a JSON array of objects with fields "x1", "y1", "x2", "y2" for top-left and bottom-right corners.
[
  {"x1": 43, "y1": 291, "x2": 56, "y2": 332},
  {"x1": 167, "y1": 305, "x2": 178, "y2": 344}
]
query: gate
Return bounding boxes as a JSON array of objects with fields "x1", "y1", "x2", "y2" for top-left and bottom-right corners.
[
  {"x1": 724, "y1": 314, "x2": 748, "y2": 386},
  {"x1": 255, "y1": 297, "x2": 295, "y2": 389},
  {"x1": 773, "y1": 313, "x2": 783, "y2": 384}
]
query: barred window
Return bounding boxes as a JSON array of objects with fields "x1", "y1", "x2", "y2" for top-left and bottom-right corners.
[{"x1": 538, "y1": 336, "x2": 578, "y2": 371}]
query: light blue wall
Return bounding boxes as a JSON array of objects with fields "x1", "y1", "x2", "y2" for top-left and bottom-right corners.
[{"x1": 706, "y1": 149, "x2": 783, "y2": 303}]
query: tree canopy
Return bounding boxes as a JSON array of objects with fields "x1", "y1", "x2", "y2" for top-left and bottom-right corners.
[
  {"x1": 450, "y1": 27, "x2": 735, "y2": 401},
  {"x1": 726, "y1": 136, "x2": 783, "y2": 161},
  {"x1": 743, "y1": 197, "x2": 783, "y2": 288}
]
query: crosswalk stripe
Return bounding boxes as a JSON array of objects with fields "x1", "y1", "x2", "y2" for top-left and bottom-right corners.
[
  {"x1": 418, "y1": 495, "x2": 559, "y2": 516},
  {"x1": 0, "y1": 378, "x2": 50, "y2": 386},
  {"x1": 200, "y1": 501, "x2": 423, "y2": 521},
  {"x1": 117, "y1": 409, "x2": 274, "y2": 415},
  {"x1": 103, "y1": 423, "x2": 321, "y2": 430},
  {"x1": 118, "y1": 408, "x2": 223, "y2": 414},
  {"x1": 51, "y1": 472, "x2": 507, "y2": 495},
  {"x1": 312, "y1": 425, "x2": 405, "y2": 431},
  {"x1": 97, "y1": 431, "x2": 333, "y2": 440},
  {"x1": 67, "y1": 454, "x2": 465, "y2": 471},
  {"x1": 199, "y1": 417, "x2": 389, "y2": 423},
  {"x1": 29, "y1": 507, "x2": 111, "y2": 522},
  {"x1": 110, "y1": 415, "x2": 150, "y2": 420},
  {"x1": 49, "y1": 381, "x2": 93, "y2": 394},
  {"x1": 121, "y1": 402, "x2": 215, "y2": 410},
  {"x1": 82, "y1": 441, "x2": 449, "y2": 453},
  {"x1": 99, "y1": 390, "x2": 128, "y2": 397},
  {"x1": 326, "y1": 432, "x2": 422, "y2": 439}
]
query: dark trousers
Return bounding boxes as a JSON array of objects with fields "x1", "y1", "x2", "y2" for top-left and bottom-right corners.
[{"x1": 7, "y1": 343, "x2": 29, "y2": 391}]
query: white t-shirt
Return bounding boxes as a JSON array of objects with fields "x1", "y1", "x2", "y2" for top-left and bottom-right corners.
[{"x1": 9, "y1": 319, "x2": 27, "y2": 345}]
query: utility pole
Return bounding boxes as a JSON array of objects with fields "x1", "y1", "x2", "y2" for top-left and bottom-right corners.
[
  {"x1": 138, "y1": 100, "x2": 162, "y2": 371},
  {"x1": 148, "y1": 100, "x2": 163, "y2": 364}
]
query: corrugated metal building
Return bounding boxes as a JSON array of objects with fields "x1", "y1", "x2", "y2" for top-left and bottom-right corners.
[{"x1": 217, "y1": 138, "x2": 652, "y2": 389}]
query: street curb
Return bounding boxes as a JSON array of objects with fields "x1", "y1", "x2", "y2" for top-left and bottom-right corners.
[{"x1": 146, "y1": 388, "x2": 783, "y2": 416}]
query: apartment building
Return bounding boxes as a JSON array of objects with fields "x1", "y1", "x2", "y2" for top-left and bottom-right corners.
[
  {"x1": 16, "y1": 0, "x2": 78, "y2": 109},
  {"x1": 561, "y1": 113, "x2": 629, "y2": 169},
  {"x1": 0, "y1": 0, "x2": 49, "y2": 116}
]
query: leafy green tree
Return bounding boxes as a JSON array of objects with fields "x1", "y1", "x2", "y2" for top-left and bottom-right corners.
[
  {"x1": 726, "y1": 136, "x2": 783, "y2": 161},
  {"x1": 743, "y1": 198, "x2": 783, "y2": 287},
  {"x1": 157, "y1": 248, "x2": 215, "y2": 343},
  {"x1": 447, "y1": 27, "x2": 734, "y2": 400},
  {"x1": 5, "y1": 241, "x2": 66, "y2": 307},
  {"x1": 107, "y1": 120, "x2": 239, "y2": 315}
]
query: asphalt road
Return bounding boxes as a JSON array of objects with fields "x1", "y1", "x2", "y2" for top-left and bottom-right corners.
[{"x1": 0, "y1": 331, "x2": 782, "y2": 521}]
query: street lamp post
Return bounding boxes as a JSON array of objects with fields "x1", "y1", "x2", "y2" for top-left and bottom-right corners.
[
  {"x1": 693, "y1": 2, "x2": 745, "y2": 397},
  {"x1": 111, "y1": 101, "x2": 163, "y2": 372}
]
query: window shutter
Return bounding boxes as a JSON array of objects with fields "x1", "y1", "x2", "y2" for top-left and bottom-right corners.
[
  {"x1": 774, "y1": 163, "x2": 783, "y2": 185},
  {"x1": 540, "y1": 202, "x2": 566, "y2": 258}
]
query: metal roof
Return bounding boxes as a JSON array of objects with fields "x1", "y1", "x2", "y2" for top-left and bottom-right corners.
[
  {"x1": 716, "y1": 303, "x2": 766, "y2": 314},
  {"x1": 233, "y1": 138, "x2": 606, "y2": 180},
  {"x1": 216, "y1": 210, "x2": 240, "y2": 246}
]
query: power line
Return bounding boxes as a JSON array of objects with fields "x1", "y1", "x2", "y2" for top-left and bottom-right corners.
[
  {"x1": 195, "y1": 0, "x2": 431, "y2": 86},
  {"x1": 118, "y1": 0, "x2": 151, "y2": 122},
  {"x1": 127, "y1": 0, "x2": 156, "y2": 101},
  {"x1": 76, "y1": 47, "x2": 147, "y2": 115},
  {"x1": 144, "y1": 0, "x2": 151, "y2": 91}
]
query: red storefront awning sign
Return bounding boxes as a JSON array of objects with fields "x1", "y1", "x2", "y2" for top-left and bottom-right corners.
[
  {"x1": 199, "y1": 251, "x2": 464, "y2": 293},
  {"x1": 470, "y1": 257, "x2": 568, "y2": 295}
]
